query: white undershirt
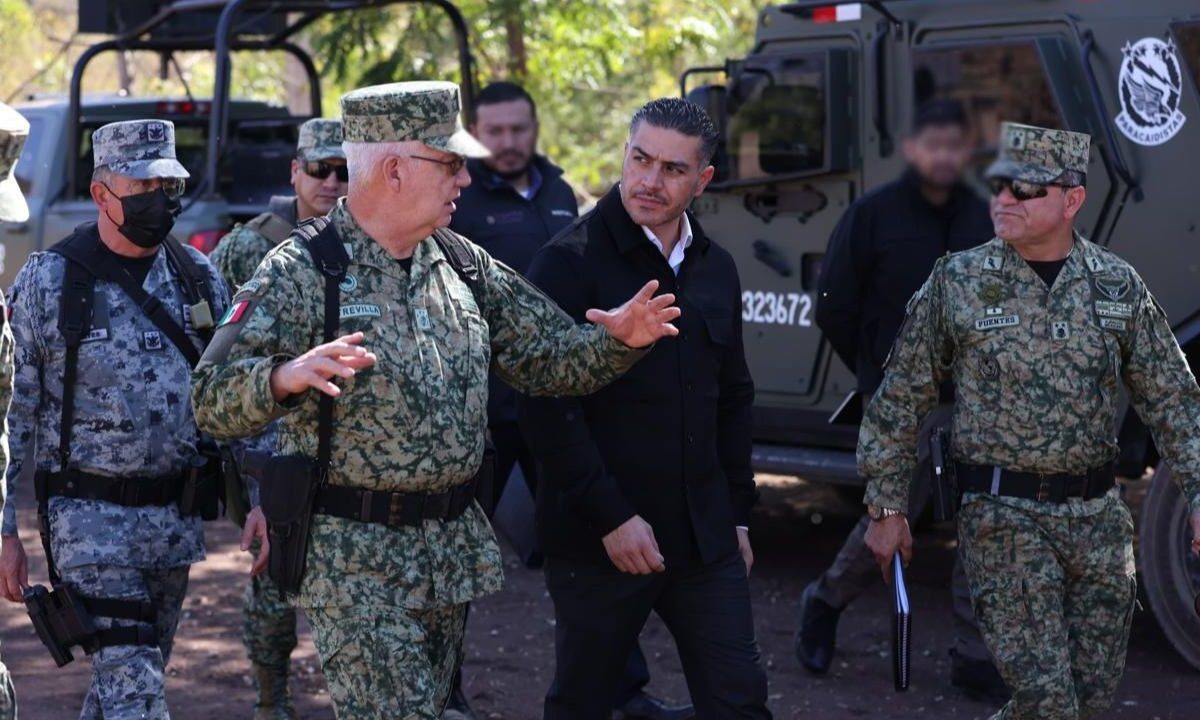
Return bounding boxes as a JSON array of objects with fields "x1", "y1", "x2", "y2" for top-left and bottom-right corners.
[{"x1": 641, "y1": 214, "x2": 694, "y2": 275}]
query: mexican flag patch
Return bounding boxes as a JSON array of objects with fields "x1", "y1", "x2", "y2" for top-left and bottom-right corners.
[{"x1": 219, "y1": 299, "x2": 252, "y2": 327}]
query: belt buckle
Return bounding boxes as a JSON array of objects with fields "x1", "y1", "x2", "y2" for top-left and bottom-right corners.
[
  {"x1": 1035, "y1": 475, "x2": 1052, "y2": 502},
  {"x1": 387, "y1": 492, "x2": 404, "y2": 526},
  {"x1": 359, "y1": 489, "x2": 375, "y2": 521}
]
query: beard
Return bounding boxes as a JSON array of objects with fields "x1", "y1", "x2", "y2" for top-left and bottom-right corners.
[{"x1": 487, "y1": 150, "x2": 533, "y2": 180}]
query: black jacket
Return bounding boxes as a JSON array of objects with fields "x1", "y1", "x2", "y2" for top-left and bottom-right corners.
[
  {"x1": 815, "y1": 170, "x2": 992, "y2": 395},
  {"x1": 519, "y1": 186, "x2": 756, "y2": 567},
  {"x1": 450, "y1": 155, "x2": 579, "y2": 423}
]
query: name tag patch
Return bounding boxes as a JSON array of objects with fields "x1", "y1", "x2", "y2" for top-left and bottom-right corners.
[
  {"x1": 975, "y1": 315, "x2": 1020, "y2": 331},
  {"x1": 1095, "y1": 301, "x2": 1133, "y2": 319},
  {"x1": 81, "y1": 328, "x2": 109, "y2": 344},
  {"x1": 1100, "y1": 317, "x2": 1128, "y2": 332},
  {"x1": 339, "y1": 303, "x2": 382, "y2": 320}
]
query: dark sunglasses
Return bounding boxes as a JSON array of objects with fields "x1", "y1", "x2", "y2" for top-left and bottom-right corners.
[
  {"x1": 102, "y1": 178, "x2": 186, "y2": 201},
  {"x1": 409, "y1": 154, "x2": 467, "y2": 175},
  {"x1": 987, "y1": 177, "x2": 1074, "y2": 202},
  {"x1": 303, "y1": 160, "x2": 349, "y2": 182}
]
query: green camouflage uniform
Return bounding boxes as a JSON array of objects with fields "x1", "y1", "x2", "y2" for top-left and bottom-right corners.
[
  {"x1": 191, "y1": 81, "x2": 644, "y2": 720},
  {"x1": 0, "y1": 101, "x2": 30, "y2": 720},
  {"x1": 860, "y1": 123, "x2": 1200, "y2": 720},
  {"x1": 210, "y1": 121, "x2": 345, "y2": 717}
]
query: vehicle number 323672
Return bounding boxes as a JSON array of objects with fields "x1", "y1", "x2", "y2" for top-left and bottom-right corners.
[{"x1": 741, "y1": 290, "x2": 814, "y2": 327}]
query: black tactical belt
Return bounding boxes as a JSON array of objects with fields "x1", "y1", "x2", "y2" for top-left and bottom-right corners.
[
  {"x1": 959, "y1": 462, "x2": 1115, "y2": 503},
  {"x1": 314, "y1": 478, "x2": 477, "y2": 528},
  {"x1": 40, "y1": 470, "x2": 186, "y2": 508}
]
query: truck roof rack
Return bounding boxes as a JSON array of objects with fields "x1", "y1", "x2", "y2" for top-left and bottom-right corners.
[{"x1": 68, "y1": 1, "x2": 477, "y2": 201}]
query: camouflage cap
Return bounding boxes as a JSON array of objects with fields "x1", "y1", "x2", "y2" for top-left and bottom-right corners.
[
  {"x1": 297, "y1": 118, "x2": 345, "y2": 162},
  {"x1": 92, "y1": 119, "x2": 190, "y2": 179},
  {"x1": 985, "y1": 122, "x2": 1091, "y2": 184},
  {"x1": 340, "y1": 81, "x2": 489, "y2": 158},
  {"x1": 0, "y1": 102, "x2": 30, "y2": 223}
]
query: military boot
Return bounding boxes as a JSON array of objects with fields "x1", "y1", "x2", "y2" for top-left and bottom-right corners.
[{"x1": 253, "y1": 663, "x2": 296, "y2": 720}]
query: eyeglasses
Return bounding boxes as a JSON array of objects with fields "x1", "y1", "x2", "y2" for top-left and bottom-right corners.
[
  {"x1": 409, "y1": 154, "x2": 467, "y2": 175},
  {"x1": 303, "y1": 161, "x2": 349, "y2": 183},
  {"x1": 987, "y1": 177, "x2": 1074, "y2": 202},
  {"x1": 101, "y1": 178, "x2": 186, "y2": 200}
]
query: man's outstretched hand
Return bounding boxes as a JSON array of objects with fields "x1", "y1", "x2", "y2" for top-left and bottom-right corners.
[{"x1": 586, "y1": 280, "x2": 681, "y2": 348}]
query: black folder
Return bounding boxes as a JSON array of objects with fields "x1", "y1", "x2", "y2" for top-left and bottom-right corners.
[{"x1": 892, "y1": 551, "x2": 911, "y2": 691}]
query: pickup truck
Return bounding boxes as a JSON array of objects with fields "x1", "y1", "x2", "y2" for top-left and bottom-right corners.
[{"x1": 0, "y1": 96, "x2": 301, "y2": 288}]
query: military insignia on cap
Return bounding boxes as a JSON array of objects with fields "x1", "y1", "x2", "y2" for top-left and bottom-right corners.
[
  {"x1": 1095, "y1": 276, "x2": 1130, "y2": 302},
  {"x1": 146, "y1": 122, "x2": 166, "y2": 142},
  {"x1": 980, "y1": 285, "x2": 1004, "y2": 304}
]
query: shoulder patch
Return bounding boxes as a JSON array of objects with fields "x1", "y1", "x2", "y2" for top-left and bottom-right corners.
[{"x1": 982, "y1": 255, "x2": 1004, "y2": 273}]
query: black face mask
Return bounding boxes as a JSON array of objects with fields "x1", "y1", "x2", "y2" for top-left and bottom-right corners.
[{"x1": 104, "y1": 186, "x2": 180, "y2": 248}]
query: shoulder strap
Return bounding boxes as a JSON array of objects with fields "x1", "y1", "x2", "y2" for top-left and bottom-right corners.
[
  {"x1": 298, "y1": 216, "x2": 344, "y2": 479},
  {"x1": 245, "y1": 212, "x2": 295, "y2": 247},
  {"x1": 432, "y1": 228, "x2": 482, "y2": 304},
  {"x1": 48, "y1": 228, "x2": 99, "y2": 470},
  {"x1": 160, "y1": 236, "x2": 216, "y2": 343}
]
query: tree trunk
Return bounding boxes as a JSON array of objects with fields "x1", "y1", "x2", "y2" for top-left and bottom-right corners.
[{"x1": 504, "y1": 3, "x2": 527, "y2": 78}]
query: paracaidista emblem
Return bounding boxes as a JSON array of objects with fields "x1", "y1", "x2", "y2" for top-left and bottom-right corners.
[{"x1": 1115, "y1": 37, "x2": 1187, "y2": 146}]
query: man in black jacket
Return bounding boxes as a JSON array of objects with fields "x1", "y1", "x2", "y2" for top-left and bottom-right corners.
[
  {"x1": 521, "y1": 98, "x2": 770, "y2": 719},
  {"x1": 449, "y1": 82, "x2": 688, "y2": 720},
  {"x1": 797, "y1": 100, "x2": 1006, "y2": 701}
]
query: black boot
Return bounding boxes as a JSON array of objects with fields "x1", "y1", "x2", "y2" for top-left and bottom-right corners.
[
  {"x1": 615, "y1": 691, "x2": 694, "y2": 720},
  {"x1": 793, "y1": 582, "x2": 843, "y2": 675},
  {"x1": 252, "y1": 663, "x2": 296, "y2": 720},
  {"x1": 949, "y1": 649, "x2": 1011, "y2": 704}
]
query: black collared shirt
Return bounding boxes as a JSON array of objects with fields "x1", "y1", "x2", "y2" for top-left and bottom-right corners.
[
  {"x1": 450, "y1": 154, "x2": 579, "y2": 423},
  {"x1": 815, "y1": 170, "x2": 993, "y2": 395}
]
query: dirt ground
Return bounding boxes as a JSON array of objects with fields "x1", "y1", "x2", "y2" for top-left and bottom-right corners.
[{"x1": 3, "y1": 474, "x2": 1198, "y2": 719}]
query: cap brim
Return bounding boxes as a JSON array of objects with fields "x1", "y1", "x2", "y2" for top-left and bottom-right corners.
[
  {"x1": 298, "y1": 148, "x2": 346, "y2": 163},
  {"x1": 424, "y1": 130, "x2": 491, "y2": 159},
  {"x1": 0, "y1": 175, "x2": 29, "y2": 223},
  {"x1": 984, "y1": 159, "x2": 1061, "y2": 184},
  {"x1": 105, "y1": 158, "x2": 191, "y2": 180}
]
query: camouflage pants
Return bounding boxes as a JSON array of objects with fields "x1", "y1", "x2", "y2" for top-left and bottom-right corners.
[
  {"x1": 59, "y1": 564, "x2": 191, "y2": 720},
  {"x1": 306, "y1": 603, "x2": 466, "y2": 720},
  {"x1": 0, "y1": 646, "x2": 15, "y2": 720},
  {"x1": 242, "y1": 544, "x2": 298, "y2": 668},
  {"x1": 958, "y1": 494, "x2": 1136, "y2": 720}
]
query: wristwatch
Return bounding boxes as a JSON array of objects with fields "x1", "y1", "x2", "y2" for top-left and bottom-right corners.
[{"x1": 867, "y1": 504, "x2": 905, "y2": 521}]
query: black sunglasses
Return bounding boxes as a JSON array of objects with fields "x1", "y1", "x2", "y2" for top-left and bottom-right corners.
[
  {"x1": 409, "y1": 154, "x2": 467, "y2": 175},
  {"x1": 303, "y1": 160, "x2": 349, "y2": 182},
  {"x1": 988, "y1": 177, "x2": 1074, "y2": 202}
]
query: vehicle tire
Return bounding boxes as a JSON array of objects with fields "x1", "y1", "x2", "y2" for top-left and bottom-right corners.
[{"x1": 1138, "y1": 464, "x2": 1200, "y2": 672}]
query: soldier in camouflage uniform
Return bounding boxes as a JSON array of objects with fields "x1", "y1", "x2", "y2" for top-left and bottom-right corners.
[
  {"x1": 861, "y1": 122, "x2": 1200, "y2": 720},
  {"x1": 0, "y1": 101, "x2": 31, "y2": 720},
  {"x1": 0, "y1": 119, "x2": 231, "y2": 719},
  {"x1": 211, "y1": 118, "x2": 347, "y2": 288},
  {"x1": 210, "y1": 117, "x2": 346, "y2": 720},
  {"x1": 190, "y1": 81, "x2": 680, "y2": 720}
]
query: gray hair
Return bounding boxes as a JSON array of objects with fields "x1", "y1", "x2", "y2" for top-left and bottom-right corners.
[
  {"x1": 343, "y1": 140, "x2": 416, "y2": 193},
  {"x1": 91, "y1": 165, "x2": 115, "y2": 184}
]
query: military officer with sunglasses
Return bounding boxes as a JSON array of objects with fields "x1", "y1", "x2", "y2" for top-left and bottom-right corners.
[
  {"x1": 0, "y1": 119, "x2": 230, "y2": 718},
  {"x1": 862, "y1": 121, "x2": 1200, "y2": 720},
  {"x1": 209, "y1": 117, "x2": 346, "y2": 720}
]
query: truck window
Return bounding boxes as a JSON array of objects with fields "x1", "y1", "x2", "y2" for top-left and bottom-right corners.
[
  {"x1": 721, "y1": 49, "x2": 854, "y2": 183},
  {"x1": 14, "y1": 117, "x2": 45, "y2": 198},
  {"x1": 1174, "y1": 23, "x2": 1200, "y2": 96},
  {"x1": 913, "y1": 41, "x2": 1064, "y2": 152}
]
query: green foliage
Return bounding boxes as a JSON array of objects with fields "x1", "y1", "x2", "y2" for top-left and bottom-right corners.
[{"x1": 307, "y1": 1, "x2": 769, "y2": 193}]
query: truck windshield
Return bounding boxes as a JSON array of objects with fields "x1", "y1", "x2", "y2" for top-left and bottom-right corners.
[{"x1": 725, "y1": 52, "x2": 828, "y2": 181}]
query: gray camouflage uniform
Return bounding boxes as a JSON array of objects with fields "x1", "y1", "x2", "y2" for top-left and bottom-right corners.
[
  {"x1": 860, "y1": 123, "x2": 1200, "y2": 720},
  {"x1": 209, "y1": 118, "x2": 344, "y2": 720},
  {"x1": 0, "y1": 100, "x2": 31, "y2": 720},
  {"x1": 2, "y1": 119, "x2": 229, "y2": 719}
]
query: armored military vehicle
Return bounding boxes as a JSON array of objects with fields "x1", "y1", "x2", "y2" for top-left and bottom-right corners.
[{"x1": 683, "y1": 0, "x2": 1200, "y2": 670}]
